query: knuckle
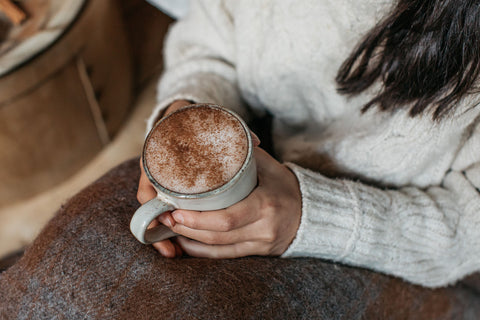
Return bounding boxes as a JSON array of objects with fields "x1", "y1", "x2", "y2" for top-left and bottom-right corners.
[
  {"x1": 219, "y1": 215, "x2": 236, "y2": 231},
  {"x1": 262, "y1": 228, "x2": 277, "y2": 244},
  {"x1": 203, "y1": 233, "x2": 220, "y2": 245},
  {"x1": 181, "y1": 214, "x2": 196, "y2": 228},
  {"x1": 257, "y1": 243, "x2": 274, "y2": 256},
  {"x1": 261, "y1": 197, "x2": 280, "y2": 212}
]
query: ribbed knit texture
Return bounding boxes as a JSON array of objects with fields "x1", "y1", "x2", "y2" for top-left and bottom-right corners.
[
  {"x1": 1, "y1": 159, "x2": 479, "y2": 319},
  {"x1": 146, "y1": 0, "x2": 480, "y2": 287},
  {"x1": 283, "y1": 164, "x2": 480, "y2": 288}
]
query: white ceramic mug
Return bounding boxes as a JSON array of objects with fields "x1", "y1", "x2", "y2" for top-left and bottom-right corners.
[{"x1": 130, "y1": 105, "x2": 257, "y2": 244}]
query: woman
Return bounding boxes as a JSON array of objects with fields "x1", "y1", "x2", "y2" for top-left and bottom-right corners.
[{"x1": 137, "y1": 0, "x2": 480, "y2": 288}]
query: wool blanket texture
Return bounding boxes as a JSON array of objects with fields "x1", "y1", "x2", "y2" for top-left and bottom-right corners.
[{"x1": 1, "y1": 158, "x2": 479, "y2": 319}]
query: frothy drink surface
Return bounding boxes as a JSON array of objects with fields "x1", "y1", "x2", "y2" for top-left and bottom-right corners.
[{"x1": 144, "y1": 106, "x2": 248, "y2": 194}]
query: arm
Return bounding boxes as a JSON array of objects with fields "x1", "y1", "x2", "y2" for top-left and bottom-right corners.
[
  {"x1": 281, "y1": 123, "x2": 480, "y2": 288},
  {"x1": 142, "y1": 0, "x2": 480, "y2": 288},
  {"x1": 166, "y1": 120, "x2": 480, "y2": 288},
  {"x1": 283, "y1": 164, "x2": 480, "y2": 287},
  {"x1": 147, "y1": 0, "x2": 250, "y2": 133},
  {"x1": 139, "y1": 0, "x2": 253, "y2": 257}
]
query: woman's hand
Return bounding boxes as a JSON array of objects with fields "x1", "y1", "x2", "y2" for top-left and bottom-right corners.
[
  {"x1": 157, "y1": 147, "x2": 302, "y2": 258},
  {"x1": 136, "y1": 99, "x2": 193, "y2": 257},
  {"x1": 137, "y1": 99, "x2": 193, "y2": 206},
  {"x1": 136, "y1": 100, "x2": 299, "y2": 258}
]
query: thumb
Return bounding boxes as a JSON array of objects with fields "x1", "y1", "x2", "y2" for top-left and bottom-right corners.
[{"x1": 253, "y1": 147, "x2": 281, "y2": 174}]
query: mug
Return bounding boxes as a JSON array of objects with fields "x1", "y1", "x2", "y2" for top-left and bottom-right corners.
[{"x1": 130, "y1": 104, "x2": 257, "y2": 244}]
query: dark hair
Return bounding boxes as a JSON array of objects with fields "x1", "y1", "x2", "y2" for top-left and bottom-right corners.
[{"x1": 336, "y1": 0, "x2": 480, "y2": 120}]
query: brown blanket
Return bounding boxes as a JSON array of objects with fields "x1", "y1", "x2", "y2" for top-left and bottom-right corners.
[{"x1": 1, "y1": 158, "x2": 479, "y2": 319}]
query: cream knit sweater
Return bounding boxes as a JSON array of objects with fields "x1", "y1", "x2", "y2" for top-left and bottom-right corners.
[{"x1": 147, "y1": 0, "x2": 480, "y2": 287}]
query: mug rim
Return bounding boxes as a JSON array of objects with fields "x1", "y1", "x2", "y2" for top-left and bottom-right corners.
[{"x1": 142, "y1": 103, "x2": 254, "y2": 200}]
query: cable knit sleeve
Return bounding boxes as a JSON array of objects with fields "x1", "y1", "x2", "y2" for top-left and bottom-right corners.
[
  {"x1": 282, "y1": 122, "x2": 480, "y2": 288},
  {"x1": 147, "y1": 0, "x2": 249, "y2": 133}
]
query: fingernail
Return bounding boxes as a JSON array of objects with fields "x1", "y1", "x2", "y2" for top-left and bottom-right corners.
[
  {"x1": 172, "y1": 211, "x2": 184, "y2": 224},
  {"x1": 164, "y1": 217, "x2": 173, "y2": 228},
  {"x1": 158, "y1": 215, "x2": 173, "y2": 228}
]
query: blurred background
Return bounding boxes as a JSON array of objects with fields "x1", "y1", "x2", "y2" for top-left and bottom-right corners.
[{"x1": 0, "y1": 0, "x2": 178, "y2": 264}]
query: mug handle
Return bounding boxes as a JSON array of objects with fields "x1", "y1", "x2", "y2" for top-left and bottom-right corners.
[{"x1": 130, "y1": 198, "x2": 178, "y2": 244}]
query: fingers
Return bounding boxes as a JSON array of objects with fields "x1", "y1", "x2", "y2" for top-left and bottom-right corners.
[
  {"x1": 152, "y1": 240, "x2": 179, "y2": 258},
  {"x1": 168, "y1": 207, "x2": 263, "y2": 246},
  {"x1": 253, "y1": 147, "x2": 280, "y2": 177},
  {"x1": 172, "y1": 149, "x2": 301, "y2": 258},
  {"x1": 171, "y1": 196, "x2": 259, "y2": 232},
  {"x1": 164, "y1": 148, "x2": 289, "y2": 249},
  {"x1": 166, "y1": 190, "x2": 263, "y2": 244},
  {"x1": 149, "y1": 213, "x2": 183, "y2": 257},
  {"x1": 137, "y1": 158, "x2": 157, "y2": 204},
  {"x1": 169, "y1": 219, "x2": 270, "y2": 246},
  {"x1": 138, "y1": 146, "x2": 300, "y2": 260},
  {"x1": 176, "y1": 237, "x2": 268, "y2": 258}
]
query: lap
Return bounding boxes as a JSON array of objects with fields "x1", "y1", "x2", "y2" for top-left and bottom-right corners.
[{"x1": 1, "y1": 158, "x2": 478, "y2": 319}]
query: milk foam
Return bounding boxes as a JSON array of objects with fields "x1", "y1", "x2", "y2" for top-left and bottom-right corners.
[{"x1": 144, "y1": 106, "x2": 249, "y2": 194}]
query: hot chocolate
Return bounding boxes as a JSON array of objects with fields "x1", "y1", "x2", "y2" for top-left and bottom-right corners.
[{"x1": 144, "y1": 105, "x2": 249, "y2": 194}]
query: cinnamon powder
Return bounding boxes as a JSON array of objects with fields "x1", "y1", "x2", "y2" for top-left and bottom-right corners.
[{"x1": 144, "y1": 106, "x2": 248, "y2": 194}]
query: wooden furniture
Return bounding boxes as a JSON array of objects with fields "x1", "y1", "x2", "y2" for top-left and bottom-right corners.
[{"x1": 0, "y1": 0, "x2": 133, "y2": 206}]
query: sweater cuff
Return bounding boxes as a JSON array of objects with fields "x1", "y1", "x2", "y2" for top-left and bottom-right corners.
[
  {"x1": 282, "y1": 163, "x2": 360, "y2": 260},
  {"x1": 146, "y1": 93, "x2": 205, "y2": 137},
  {"x1": 146, "y1": 73, "x2": 249, "y2": 136}
]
